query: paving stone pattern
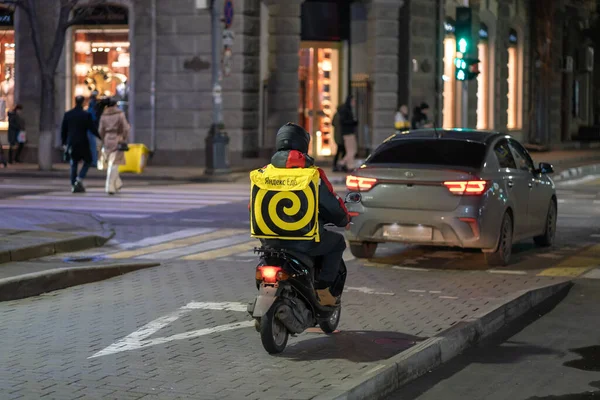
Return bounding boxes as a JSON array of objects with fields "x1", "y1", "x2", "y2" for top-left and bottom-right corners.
[{"x1": 0, "y1": 260, "x2": 567, "y2": 399}]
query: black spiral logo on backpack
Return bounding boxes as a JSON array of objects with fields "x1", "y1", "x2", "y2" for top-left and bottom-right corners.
[{"x1": 251, "y1": 181, "x2": 317, "y2": 238}]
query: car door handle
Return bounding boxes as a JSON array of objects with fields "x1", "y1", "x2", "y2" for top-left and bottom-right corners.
[{"x1": 507, "y1": 180, "x2": 514, "y2": 188}]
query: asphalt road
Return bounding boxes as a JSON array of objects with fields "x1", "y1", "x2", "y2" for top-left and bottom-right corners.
[{"x1": 386, "y1": 278, "x2": 600, "y2": 400}]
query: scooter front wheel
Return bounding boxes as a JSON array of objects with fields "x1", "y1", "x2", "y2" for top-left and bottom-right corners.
[
  {"x1": 319, "y1": 306, "x2": 341, "y2": 334},
  {"x1": 260, "y1": 303, "x2": 289, "y2": 354}
]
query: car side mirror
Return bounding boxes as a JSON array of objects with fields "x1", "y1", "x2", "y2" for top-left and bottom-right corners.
[{"x1": 538, "y1": 162, "x2": 554, "y2": 174}]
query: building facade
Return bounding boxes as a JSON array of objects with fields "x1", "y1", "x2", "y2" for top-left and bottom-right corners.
[{"x1": 1, "y1": 0, "x2": 597, "y2": 167}]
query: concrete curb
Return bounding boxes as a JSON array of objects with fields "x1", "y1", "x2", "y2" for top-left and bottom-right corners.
[
  {"x1": 0, "y1": 262, "x2": 160, "y2": 302},
  {"x1": 551, "y1": 163, "x2": 600, "y2": 182},
  {"x1": 312, "y1": 280, "x2": 572, "y2": 400},
  {"x1": 0, "y1": 234, "x2": 108, "y2": 265}
]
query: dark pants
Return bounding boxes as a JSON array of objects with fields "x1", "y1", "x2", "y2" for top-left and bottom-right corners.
[
  {"x1": 87, "y1": 131, "x2": 98, "y2": 166},
  {"x1": 332, "y1": 142, "x2": 346, "y2": 169},
  {"x1": 309, "y1": 229, "x2": 347, "y2": 287},
  {"x1": 8, "y1": 143, "x2": 24, "y2": 163},
  {"x1": 70, "y1": 159, "x2": 90, "y2": 185}
]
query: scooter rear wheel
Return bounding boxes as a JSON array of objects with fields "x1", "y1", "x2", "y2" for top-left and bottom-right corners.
[
  {"x1": 260, "y1": 303, "x2": 289, "y2": 354},
  {"x1": 319, "y1": 306, "x2": 341, "y2": 334}
]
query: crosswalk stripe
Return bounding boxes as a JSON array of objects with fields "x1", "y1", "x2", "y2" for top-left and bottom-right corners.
[
  {"x1": 183, "y1": 240, "x2": 259, "y2": 261},
  {"x1": 18, "y1": 193, "x2": 248, "y2": 202},
  {"x1": 106, "y1": 229, "x2": 244, "y2": 259},
  {"x1": 138, "y1": 233, "x2": 252, "y2": 260},
  {"x1": 119, "y1": 228, "x2": 214, "y2": 250},
  {"x1": 0, "y1": 202, "x2": 194, "y2": 213}
]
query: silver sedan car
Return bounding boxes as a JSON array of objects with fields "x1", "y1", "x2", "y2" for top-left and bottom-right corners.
[{"x1": 344, "y1": 129, "x2": 557, "y2": 266}]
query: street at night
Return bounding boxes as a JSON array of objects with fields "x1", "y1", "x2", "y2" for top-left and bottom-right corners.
[{"x1": 0, "y1": 170, "x2": 599, "y2": 399}]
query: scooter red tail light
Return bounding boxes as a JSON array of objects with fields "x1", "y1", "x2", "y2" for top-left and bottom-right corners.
[{"x1": 256, "y1": 266, "x2": 289, "y2": 283}]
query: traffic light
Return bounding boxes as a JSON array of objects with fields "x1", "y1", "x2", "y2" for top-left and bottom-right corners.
[
  {"x1": 455, "y1": 57, "x2": 480, "y2": 81},
  {"x1": 455, "y1": 7, "x2": 473, "y2": 55}
]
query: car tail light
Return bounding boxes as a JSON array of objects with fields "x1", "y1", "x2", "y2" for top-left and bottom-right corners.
[
  {"x1": 346, "y1": 175, "x2": 378, "y2": 192},
  {"x1": 256, "y1": 266, "x2": 289, "y2": 283},
  {"x1": 443, "y1": 181, "x2": 488, "y2": 195},
  {"x1": 459, "y1": 217, "x2": 480, "y2": 237}
]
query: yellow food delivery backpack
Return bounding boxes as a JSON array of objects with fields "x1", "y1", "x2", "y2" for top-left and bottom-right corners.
[{"x1": 250, "y1": 164, "x2": 320, "y2": 242}]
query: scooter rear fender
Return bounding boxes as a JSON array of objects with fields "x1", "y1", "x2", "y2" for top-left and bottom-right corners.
[{"x1": 251, "y1": 284, "x2": 280, "y2": 318}]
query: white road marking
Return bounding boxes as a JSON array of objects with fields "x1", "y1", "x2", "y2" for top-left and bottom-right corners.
[
  {"x1": 392, "y1": 266, "x2": 429, "y2": 272},
  {"x1": 429, "y1": 290, "x2": 442, "y2": 294},
  {"x1": 119, "y1": 228, "x2": 215, "y2": 250},
  {"x1": 487, "y1": 269, "x2": 528, "y2": 275},
  {"x1": 136, "y1": 234, "x2": 251, "y2": 260},
  {"x1": 344, "y1": 286, "x2": 395, "y2": 296},
  {"x1": 591, "y1": 234, "x2": 600, "y2": 238},
  {"x1": 89, "y1": 301, "x2": 250, "y2": 359},
  {"x1": 183, "y1": 302, "x2": 248, "y2": 312},
  {"x1": 408, "y1": 289, "x2": 426, "y2": 293},
  {"x1": 439, "y1": 296, "x2": 459, "y2": 299}
]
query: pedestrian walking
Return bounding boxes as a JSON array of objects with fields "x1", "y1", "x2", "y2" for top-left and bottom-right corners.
[
  {"x1": 87, "y1": 91, "x2": 100, "y2": 168},
  {"x1": 0, "y1": 135, "x2": 7, "y2": 168},
  {"x1": 7, "y1": 104, "x2": 25, "y2": 163},
  {"x1": 99, "y1": 98, "x2": 130, "y2": 195},
  {"x1": 395, "y1": 105, "x2": 410, "y2": 132},
  {"x1": 336, "y1": 95, "x2": 358, "y2": 172},
  {"x1": 61, "y1": 96, "x2": 101, "y2": 193},
  {"x1": 331, "y1": 108, "x2": 346, "y2": 172}
]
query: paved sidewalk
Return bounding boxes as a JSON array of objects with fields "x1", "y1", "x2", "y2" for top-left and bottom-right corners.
[
  {"x1": 0, "y1": 258, "x2": 571, "y2": 399},
  {"x1": 0, "y1": 209, "x2": 113, "y2": 265}
]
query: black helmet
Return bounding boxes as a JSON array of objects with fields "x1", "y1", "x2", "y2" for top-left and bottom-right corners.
[{"x1": 275, "y1": 122, "x2": 310, "y2": 154}]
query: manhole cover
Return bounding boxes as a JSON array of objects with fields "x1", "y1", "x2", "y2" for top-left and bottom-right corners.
[{"x1": 62, "y1": 256, "x2": 106, "y2": 263}]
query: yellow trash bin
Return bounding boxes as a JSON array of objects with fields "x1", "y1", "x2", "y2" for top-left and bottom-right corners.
[{"x1": 119, "y1": 143, "x2": 150, "y2": 174}]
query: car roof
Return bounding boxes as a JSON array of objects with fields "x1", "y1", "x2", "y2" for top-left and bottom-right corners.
[{"x1": 389, "y1": 128, "x2": 507, "y2": 145}]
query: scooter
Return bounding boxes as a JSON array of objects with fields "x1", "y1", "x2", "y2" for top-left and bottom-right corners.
[{"x1": 247, "y1": 245, "x2": 346, "y2": 354}]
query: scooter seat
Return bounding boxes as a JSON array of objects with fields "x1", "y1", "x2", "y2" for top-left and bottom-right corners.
[{"x1": 284, "y1": 250, "x2": 315, "y2": 269}]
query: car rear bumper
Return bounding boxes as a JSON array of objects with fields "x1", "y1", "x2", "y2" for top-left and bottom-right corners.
[{"x1": 345, "y1": 205, "x2": 498, "y2": 250}]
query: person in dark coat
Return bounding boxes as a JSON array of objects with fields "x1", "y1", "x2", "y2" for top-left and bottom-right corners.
[
  {"x1": 7, "y1": 104, "x2": 25, "y2": 163},
  {"x1": 61, "y1": 96, "x2": 101, "y2": 193},
  {"x1": 336, "y1": 95, "x2": 358, "y2": 171},
  {"x1": 87, "y1": 91, "x2": 100, "y2": 168}
]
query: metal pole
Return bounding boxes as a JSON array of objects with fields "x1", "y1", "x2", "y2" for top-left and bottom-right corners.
[
  {"x1": 205, "y1": 0, "x2": 230, "y2": 175},
  {"x1": 211, "y1": 0, "x2": 223, "y2": 126},
  {"x1": 150, "y1": 0, "x2": 157, "y2": 152}
]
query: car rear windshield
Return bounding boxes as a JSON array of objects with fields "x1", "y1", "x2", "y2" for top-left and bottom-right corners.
[{"x1": 366, "y1": 139, "x2": 487, "y2": 169}]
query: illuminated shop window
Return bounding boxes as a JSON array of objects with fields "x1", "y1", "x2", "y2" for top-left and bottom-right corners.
[
  {"x1": 443, "y1": 37, "x2": 457, "y2": 129},
  {"x1": 298, "y1": 44, "x2": 340, "y2": 156},
  {"x1": 476, "y1": 23, "x2": 489, "y2": 130},
  {"x1": 0, "y1": 8, "x2": 15, "y2": 131}
]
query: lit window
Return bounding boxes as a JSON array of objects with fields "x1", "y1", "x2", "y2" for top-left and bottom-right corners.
[
  {"x1": 443, "y1": 37, "x2": 457, "y2": 129},
  {"x1": 476, "y1": 23, "x2": 489, "y2": 130},
  {"x1": 507, "y1": 29, "x2": 520, "y2": 130}
]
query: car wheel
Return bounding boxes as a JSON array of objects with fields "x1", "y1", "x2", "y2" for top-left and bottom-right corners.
[
  {"x1": 534, "y1": 200, "x2": 557, "y2": 247},
  {"x1": 349, "y1": 242, "x2": 378, "y2": 259},
  {"x1": 485, "y1": 212, "x2": 513, "y2": 267}
]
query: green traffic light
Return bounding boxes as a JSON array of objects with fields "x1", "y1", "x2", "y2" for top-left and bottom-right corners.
[
  {"x1": 457, "y1": 69, "x2": 466, "y2": 81},
  {"x1": 458, "y1": 38, "x2": 468, "y2": 53}
]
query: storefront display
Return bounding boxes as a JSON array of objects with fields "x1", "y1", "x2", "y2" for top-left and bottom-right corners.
[
  {"x1": 72, "y1": 29, "x2": 129, "y2": 107},
  {"x1": 0, "y1": 30, "x2": 14, "y2": 131},
  {"x1": 298, "y1": 45, "x2": 340, "y2": 157}
]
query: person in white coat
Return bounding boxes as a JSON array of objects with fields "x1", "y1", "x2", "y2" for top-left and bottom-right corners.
[{"x1": 99, "y1": 99, "x2": 130, "y2": 195}]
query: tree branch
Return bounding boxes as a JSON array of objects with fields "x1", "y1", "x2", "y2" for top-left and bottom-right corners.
[
  {"x1": 21, "y1": 0, "x2": 46, "y2": 74},
  {"x1": 47, "y1": 0, "x2": 76, "y2": 74}
]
